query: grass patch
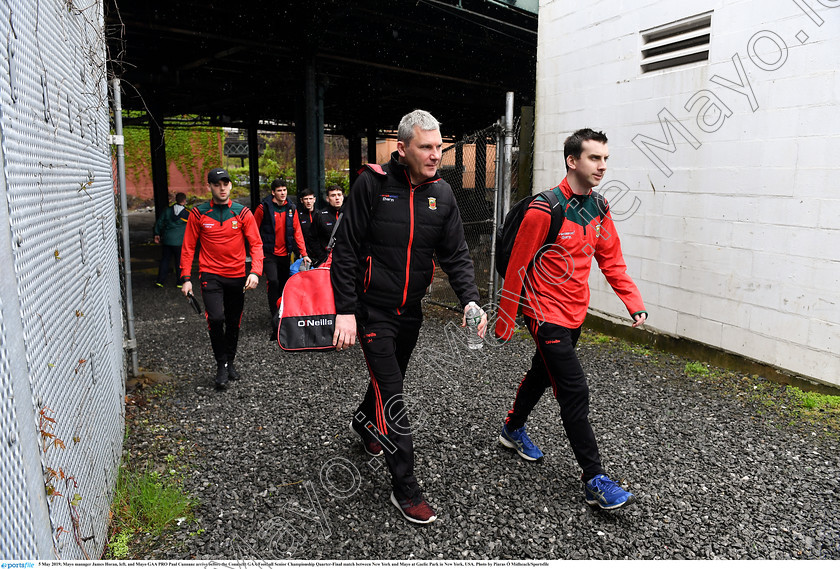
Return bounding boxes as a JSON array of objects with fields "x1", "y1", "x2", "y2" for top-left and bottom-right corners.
[
  {"x1": 106, "y1": 458, "x2": 197, "y2": 559},
  {"x1": 684, "y1": 361, "x2": 711, "y2": 377},
  {"x1": 580, "y1": 330, "x2": 613, "y2": 345},
  {"x1": 787, "y1": 387, "x2": 840, "y2": 411}
]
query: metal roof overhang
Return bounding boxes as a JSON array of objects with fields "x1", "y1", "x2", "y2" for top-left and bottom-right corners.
[{"x1": 104, "y1": 0, "x2": 537, "y2": 136}]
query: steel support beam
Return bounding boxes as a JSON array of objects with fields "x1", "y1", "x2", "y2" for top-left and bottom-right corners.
[
  {"x1": 149, "y1": 111, "x2": 169, "y2": 219},
  {"x1": 248, "y1": 123, "x2": 260, "y2": 210}
]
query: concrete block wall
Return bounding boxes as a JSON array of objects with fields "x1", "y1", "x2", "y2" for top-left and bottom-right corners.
[{"x1": 535, "y1": 0, "x2": 840, "y2": 386}]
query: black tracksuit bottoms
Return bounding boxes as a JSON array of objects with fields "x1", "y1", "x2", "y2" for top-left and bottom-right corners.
[
  {"x1": 505, "y1": 315, "x2": 605, "y2": 482},
  {"x1": 263, "y1": 252, "x2": 292, "y2": 317},
  {"x1": 200, "y1": 272, "x2": 246, "y2": 366},
  {"x1": 157, "y1": 244, "x2": 182, "y2": 285},
  {"x1": 353, "y1": 303, "x2": 424, "y2": 500}
]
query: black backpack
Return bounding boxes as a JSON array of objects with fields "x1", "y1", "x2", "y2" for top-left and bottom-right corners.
[{"x1": 495, "y1": 187, "x2": 606, "y2": 278}]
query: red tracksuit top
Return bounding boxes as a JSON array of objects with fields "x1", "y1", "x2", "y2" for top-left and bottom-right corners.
[
  {"x1": 496, "y1": 178, "x2": 646, "y2": 339},
  {"x1": 180, "y1": 199, "x2": 264, "y2": 280}
]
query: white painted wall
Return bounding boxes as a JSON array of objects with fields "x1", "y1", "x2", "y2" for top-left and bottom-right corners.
[{"x1": 534, "y1": 0, "x2": 840, "y2": 386}]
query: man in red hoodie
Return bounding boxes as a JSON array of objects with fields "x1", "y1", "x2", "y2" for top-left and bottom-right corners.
[
  {"x1": 181, "y1": 168, "x2": 264, "y2": 390},
  {"x1": 495, "y1": 129, "x2": 647, "y2": 511}
]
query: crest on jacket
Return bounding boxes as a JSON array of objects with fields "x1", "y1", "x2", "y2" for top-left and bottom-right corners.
[{"x1": 428, "y1": 197, "x2": 437, "y2": 210}]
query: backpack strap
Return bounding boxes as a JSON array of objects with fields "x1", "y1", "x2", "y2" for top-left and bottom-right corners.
[{"x1": 540, "y1": 187, "x2": 565, "y2": 247}]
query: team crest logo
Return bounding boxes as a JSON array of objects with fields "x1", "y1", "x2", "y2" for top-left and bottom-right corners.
[
  {"x1": 428, "y1": 197, "x2": 437, "y2": 210},
  {"x1": 231, "y1": 219, "x2": 238, "y2": 229},
  {"x1": 595, "y1": 223, "x2": 601, "y2": 238}
]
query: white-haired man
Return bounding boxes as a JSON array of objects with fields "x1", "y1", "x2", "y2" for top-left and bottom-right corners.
[{"x1": 331, "y1": 110, "x2": 487, "y2": 524}]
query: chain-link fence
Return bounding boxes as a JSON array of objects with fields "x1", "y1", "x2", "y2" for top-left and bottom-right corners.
[
  {"x1": 426, "y1": 111, "x2": 534, "y2": 309},
  {"x1": 426, "y1": 125, "x2": 499, "y2": 307}
]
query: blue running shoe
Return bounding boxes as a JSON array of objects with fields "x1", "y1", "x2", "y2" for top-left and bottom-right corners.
[
  {"x1": 584, "y1": 474, "x2": 636, "y2": 510},
  {"x1": 499, "y1": 423, "x2": 544, "y2": 462}
]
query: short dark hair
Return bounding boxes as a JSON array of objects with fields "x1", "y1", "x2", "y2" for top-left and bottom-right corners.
[
  {"x1": 175, "y1": 192, "x2": 187, "y2": 203},
  {"x1": 564, "y1": 128, "x2": 608, "y2": 171},
  {"x1": 298, "y1": 187, "x2": 315, "y2": 198},
  {"x1": 326, "y1": 184, "x2": 344, "y2": 195},
  {"x1": 271, "y1": 178, "x2": 287, "y2": 190}
]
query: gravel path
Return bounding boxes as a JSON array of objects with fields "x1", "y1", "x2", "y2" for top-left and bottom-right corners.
[{"x1": 123, "y1": 212, "x2": 840, "y2": 561}]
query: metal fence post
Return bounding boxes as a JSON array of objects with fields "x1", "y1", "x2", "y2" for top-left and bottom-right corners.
[
  {"x1": 112, "y1": 78, "x2": 139, "y2": 377},
  {"x1": 502, "y1": 92, "x2": 514, "y2": 220},
  {"x1": 490, "y1": 119, "x2": 504, "y2": 301}
]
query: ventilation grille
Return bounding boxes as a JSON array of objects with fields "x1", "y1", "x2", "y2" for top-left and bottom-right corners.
[{"x1": 641, "y1": 12, "x2": 712, "y2": 73}]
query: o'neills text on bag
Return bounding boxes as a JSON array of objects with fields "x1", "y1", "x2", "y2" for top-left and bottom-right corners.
[{"x1": 297, "y1": 318, "x2": 334, "y2": 327}]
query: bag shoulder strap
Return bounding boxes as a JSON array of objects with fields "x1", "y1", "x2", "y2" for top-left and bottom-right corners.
[{"x1": 540, "y1": 187, "x2": 565, "y2": 246}]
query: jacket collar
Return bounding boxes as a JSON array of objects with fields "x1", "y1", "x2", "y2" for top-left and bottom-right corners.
[
  {"x1": 388, "y1": 151, "x2": 440, "y2": 188},
  {"x1": 560, "y1": 177, "x2": 592, "y2": 200}
]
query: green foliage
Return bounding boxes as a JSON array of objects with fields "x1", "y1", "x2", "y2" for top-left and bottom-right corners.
[
  {"x1": 122, "y1": 120, "x2": 349, "y2": 200},
  {"x1": 258, "y1": 144, "x2": 283, "y2": 185},
  {"x1": 107, "y1": 531, "x2": 130, "y2": 559},
  {"x1": 166, "y1": 127, "x2": 223, "y2": 188},
  {"x1": 787, "y1": 387, "x2": 840, "y2": 411},
  {"x1": 684, "y1": 361, "x2": 711, "y2": 377},
  {"x1": 106, "y1": 457, "x2": 197, "y2": 559},
  {"x1": 325, "y1": 169, "x2": 350, "y2": 192},
  {"x1": 120, "y1": 111, "x2": 223, "y2": 191}
]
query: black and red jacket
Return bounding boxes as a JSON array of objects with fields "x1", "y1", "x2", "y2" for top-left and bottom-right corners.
[
  {"x1": 312, "y1": 203, "x2": 342, "y2": 265},
  {"x1": 297, "y1": 206, "x2": 319, "y2": 262},
  {"x1": 331, "y1": 151, "x2": 479, "y2": 314}
]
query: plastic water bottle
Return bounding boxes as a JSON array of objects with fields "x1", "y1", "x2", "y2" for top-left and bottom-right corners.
[{"x1": 466, "y1": 302, "x2": 483, "y2": 350}]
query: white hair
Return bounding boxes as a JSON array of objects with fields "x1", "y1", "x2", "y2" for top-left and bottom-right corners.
[{"x1": 398, "y1": 110, "x2": 440, "y2": 143}]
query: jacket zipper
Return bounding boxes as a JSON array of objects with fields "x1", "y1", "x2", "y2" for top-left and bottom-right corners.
[{"x1": 401, "y1": 182, "x2": 415, "y2": 307}]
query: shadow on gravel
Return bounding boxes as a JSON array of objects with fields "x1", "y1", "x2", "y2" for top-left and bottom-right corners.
[{"x1": 121, "y1": 211, "x2": 840, "y2": 561}]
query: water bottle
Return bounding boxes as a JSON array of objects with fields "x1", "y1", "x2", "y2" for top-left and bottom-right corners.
[{"x1": 466, "y1": 302, "x2": 483, "y2": 350}]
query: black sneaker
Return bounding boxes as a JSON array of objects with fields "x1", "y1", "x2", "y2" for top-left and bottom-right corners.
[
  {"x1": 226, "y1": 362, "x2": 241, "y2": 381},
  {"x1": 214, "y1": 364, "x2": 229, "y2": 390},
  {"x1": 349, "y1": 420, "x2": 384, "y2": 457},
  {"x1": 390, "y1": 491, "x2": 437, "y2": 524}
]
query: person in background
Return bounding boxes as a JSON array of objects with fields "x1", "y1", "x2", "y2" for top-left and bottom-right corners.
[
  {"x1": 296, "y1": 187, "x2": 319, "y2": 267},
  {"x1": 181, "y1": 168, "x2": 264, "y2": 390},
  {"x1": 494, "y1": 128, "x2": 647, "y2": 511},
  {"x1": 154, "y1": 192, "x2": 189, "y2": 287},
  {"x1": 331, "y1": 110, "x2": 486, "y2": 525},
  {"x1": 311, "y1": 184, "x2": 344, "y2": 265},
  {"x1": 253, "y1": 178, "x2": 310, "y2": 320}
]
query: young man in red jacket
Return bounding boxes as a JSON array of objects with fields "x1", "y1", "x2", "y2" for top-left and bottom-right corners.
[
  {"x1": 495, "y1": 129, "x2": 647, "y2": 511},
  {"x1": 253, "y1": 178, "x2": 310, "y2": 321},
  {"x1": 181, "y1": 168, "x2": 264, "y2": 390}
]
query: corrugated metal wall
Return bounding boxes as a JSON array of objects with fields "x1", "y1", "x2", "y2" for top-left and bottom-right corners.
[{"x1": 0, "y1": 0, "x2": 125, "y2": 559}]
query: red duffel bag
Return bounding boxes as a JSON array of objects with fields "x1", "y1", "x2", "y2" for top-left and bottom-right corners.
[{"x1": 274, "y1": 264, "x2": 336, "y2": 351}]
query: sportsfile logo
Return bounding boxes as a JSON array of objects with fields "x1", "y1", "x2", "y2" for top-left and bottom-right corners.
[{"x1": 296, "y1": 318, "x2": 333, "y2": 327}]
